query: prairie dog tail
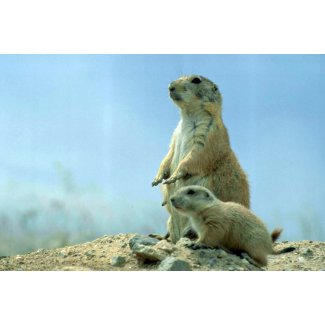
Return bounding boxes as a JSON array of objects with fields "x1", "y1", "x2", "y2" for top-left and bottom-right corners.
[
  {"x1": 271, "y1": 228, "x2": 283, "y2": 243},
  {"x1": 271, "y1": 228, "x2": 296, "y2": 254}
]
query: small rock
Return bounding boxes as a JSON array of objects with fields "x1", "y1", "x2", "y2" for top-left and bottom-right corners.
[
  {"x1": 154, "y1": 240, "x2": 176, "y2": 253},
  {"x1": 199, "y1": 250, "x2": 207, "y2": 258},
  {"x1": 175, "y1": 237, "x2": 192, "y2": 247},
  {"x1": 15, "y1": 256, "x2": 24, "y2": 264},
  {"x1": 129, "y1": 235, "x2": 159, "y2": 249},
  {"x1": 58, "y1": 251, "x2": 68, "y2": 258},
  {"x1": 85, "y1": 250, "x2": 95, "y2": 258},
  {"x1": 241, "y1": 258, "x2": 250, "y2": 265},
  {"x1": 158, "y1": 257, "x2": 192, "y2": 271},
  {"x1": 216, "y1": 249, "x2": 228, "y2": 258},
  {"x1": 297, "y1": 256, "x2": 305, "y2": 263},
  {"x1": 301, "y1": 248, "x2": 314, "y2": 257},
  {"x1": 132, "y1": 244, "x2": 167, "y2": 262},
  {"x1": 110, "y1": 256, "x2": 126, "y2": 267},
  {"x1": 36, "y1": 249, "x2": 45, "y2": 253},
  {"x1": 208, "y1": 258, "x2": 218, "y2": 267}
]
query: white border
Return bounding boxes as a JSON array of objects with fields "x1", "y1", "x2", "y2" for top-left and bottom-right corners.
[
  {"x1": 1, "y1": 271, "x2": 324, "y2": 324},
  {"x1": 0, "y1": 0, "x2": 323, "y2": 323},
  {"x1": 0, "y1": 0, "x2": 324, "y2": 53}
]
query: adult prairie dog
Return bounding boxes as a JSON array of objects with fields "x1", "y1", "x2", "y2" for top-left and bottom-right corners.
[
  {"x1": 170, "y1": 185, "x2": 294, "y2": 267},
  {"x1": 152, "y1": 75, "x2": 249, "y2": 243}
]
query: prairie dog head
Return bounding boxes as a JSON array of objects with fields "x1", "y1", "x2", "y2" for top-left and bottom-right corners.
[
  {"x1": 170, "y1": 185, "x2": 216, "y2": 216},
  {"x1": 168, "y1": 75, "x2": 222, "y2": 110}
]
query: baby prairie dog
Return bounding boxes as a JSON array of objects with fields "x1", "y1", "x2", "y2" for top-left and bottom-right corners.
[
  {"x1": 170, "y1": 185, "x2": 294, "y2": 267},
  {"x1": 152, "y1": 75, "x2": 249, "y2": 243}
]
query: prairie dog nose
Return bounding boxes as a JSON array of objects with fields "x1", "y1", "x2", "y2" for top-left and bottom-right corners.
[{"x1": 169, "y1": 81, "x2": 177, "y2": 92}]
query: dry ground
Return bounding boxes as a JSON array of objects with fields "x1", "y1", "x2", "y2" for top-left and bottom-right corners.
[{"x1": 0, "y1": 234, "x2": 324, "y2": 271}]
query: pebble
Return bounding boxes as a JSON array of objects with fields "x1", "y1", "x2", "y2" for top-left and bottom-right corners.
[
  {"x1": 15, "y1": 256, "x2": 24, "y2": 264},
  {"x1": 58, "y1": 251, "x2": 68, "y2": 258},
  {"x1": 175, "y1": 237, "x2": 192, "y2": 248},
  {"x1": 301, "y1": 248, "x2": 314, "y2": 257},
  {"x1": 158, "y1": 257, "x2": 192, "y2": 271},
  {"x1": 128, "y1": 235, "x2": 159, "y2": 249},
  {"x1": 241, "y1": 258, "x2": 250, "y2": 265},
  {"x1": 216, "y1": 249, "x2": 228, "y2": 258},
  {"x1": 297, "y1": 257, "x2": 305, "y2": 263},
  {"x1": 208, "y1": 258, "x2": 218, "y2": 267},
  {"x1": 154, "y1": 240, "x2": 176, "y2": 253},
  {"x1": 85, "y1": 251, "x2": 95, "y2": 258},
  {"x1": 131, "y1": 244, "x2": 167, "y2": 262},
  {"x1": 110, "y1": 256, "x2": 126, "y2": 267}
]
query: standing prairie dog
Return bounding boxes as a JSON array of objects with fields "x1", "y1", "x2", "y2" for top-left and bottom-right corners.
[
  {"x1": 152, "y1": 75, "x2": 249, "y2": 243},
  {"x1": 170, "y1": 185, "x2": 294, "y2": 267}
]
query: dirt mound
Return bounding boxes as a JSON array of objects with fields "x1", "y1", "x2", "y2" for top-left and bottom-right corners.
[{"x1": 0, "y1": 234, "x2": 324, "y2": 271}]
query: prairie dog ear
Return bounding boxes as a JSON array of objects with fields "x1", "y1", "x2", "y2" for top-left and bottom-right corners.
[{"x1": 204, "y1": 190, "x2": 214, "y2": 200}]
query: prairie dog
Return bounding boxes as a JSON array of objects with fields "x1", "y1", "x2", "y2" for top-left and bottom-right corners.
[
  {"x1": 152, "y1": 75, "x2": 249, "y2": 243},
  {"x1": 170, "y1": 186, "x2": 294, "y2": 267}
]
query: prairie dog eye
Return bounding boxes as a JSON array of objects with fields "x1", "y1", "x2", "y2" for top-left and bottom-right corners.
[
  {"x1": 191, "y1": 77, "x2": 201, "y2": 84},
  {"x1": 187, "y1": 189, "x2": 196, "y2": 195}
]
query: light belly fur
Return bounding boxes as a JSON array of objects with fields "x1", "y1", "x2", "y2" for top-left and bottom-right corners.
[
  {"x1": 169, "y1": 118, "x2": 211, "y2": 192},
  {"x1": 171, "y1": 119, "x2": 195, "y2": 172},
  {"x1": 164, "y1": 118, "x2": 210, "y2": 241}
]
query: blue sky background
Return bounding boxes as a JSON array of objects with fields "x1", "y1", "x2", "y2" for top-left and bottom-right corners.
[{"x1": 1, "y1": 55, "x2": 324, "y2": 252}]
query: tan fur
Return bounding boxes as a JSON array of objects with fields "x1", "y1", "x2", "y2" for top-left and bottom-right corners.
[
  {"x1": 152, "y1": 75, "x2": 250, "y2": 243},
  {"x1": 271, "y1": 228, "x2": 283, "y2": 243},
  {"x1": 170, "y1": 186, "x2": 285, "y2": 267}
]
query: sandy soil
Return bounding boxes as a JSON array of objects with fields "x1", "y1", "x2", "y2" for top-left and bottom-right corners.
[{"x1": 0, "y1": 234, "x2": 324, "y2": 271}]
